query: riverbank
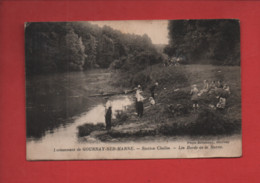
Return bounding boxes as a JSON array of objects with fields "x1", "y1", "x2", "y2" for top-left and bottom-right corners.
[{"x1": 78, "y1": 64, "x2": 241, "y2": 142}]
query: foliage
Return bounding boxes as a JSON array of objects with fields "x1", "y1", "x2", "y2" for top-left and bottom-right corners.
[
  {"x1": 59, "y1": 29, "x2": 86, "y2": 71},
  {"x1": 164, "y1": 19, "x2": 240, "y2": 65},
  {"x1": 77, "y1": 123, "x2": 105, "y2": 137},
  {"x1": 131, "y1": 72, "x2": 152, "y2": 88},
  {"x1": 159, "y1": 109, "x2": 240, "y2": 136},
  {"x1": 115, "y1": 111, "x2": 128, "y2": 123},
  {"x1": 25, "y1": 22, "x2": 161, "y2": 75}
]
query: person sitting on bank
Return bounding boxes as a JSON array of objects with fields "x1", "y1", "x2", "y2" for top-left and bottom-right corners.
[
  {"x1": 216, "y1": 97, "x2": 226, "y2": 110},
  {"x1": 149, "y1": 97, "x2": 155, "y2": 106},
  {"x1": 208, "y1": 80, "x2": 217, "y2": 94},
  {"x1": 223, "y1": 84, "x2": 231, "y2": 95},
  {"x1": 202, "y1": 80, "x2": 209, "y2": 91},
  {"x1": 216, "y1": 80, "x2": 223, "y2": 88},
  {"x1": 149, "y1": 82, "x2": 159, "y2": 98},
  {"x1": 216, "y1": 84, "x2": 231, "y2": 110},
  {"x1": 198, "y1": 80, "x2": 209, "y2": 96},
  {"x1": 216, "y1": 88, "x2": 227, "y2": 110}
]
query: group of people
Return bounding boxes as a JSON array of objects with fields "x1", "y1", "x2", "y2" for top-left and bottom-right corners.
[
  {"x1": 103, "y1": 82, "x2": 159, "y2": 131},
  {"x1": 104, "y1": 79, "x2": 231, "y2": 130},
  {"x1": 190, "y1": 80, "x2": 231, "y2": 111}
]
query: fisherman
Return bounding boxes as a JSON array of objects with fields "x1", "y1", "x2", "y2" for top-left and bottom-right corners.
[
  {"x1": 104, "y1": 97, "x2": 112, "y2": 113},
  {"x1": 105, "y1": 106, "x2": 112, "y2": 130},
  {"x1": 190, "y1": 84, "x2": 200, "y2": 112},
  {"x1": 103, "y1": 97, "x2": 112, "y2": 130},
  {"x1": 136, "y1": 85, "x2": 142, "y2": 94},
  {"x1": 149, "y1": 82, "x2": 159, "y2": 98}
]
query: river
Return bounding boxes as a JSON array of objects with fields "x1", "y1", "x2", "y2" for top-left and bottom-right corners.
[{"x1": 26, "y1": 70, "x2": 133, "y2": 153}]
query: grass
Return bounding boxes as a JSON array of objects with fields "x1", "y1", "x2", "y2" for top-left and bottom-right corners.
[
  {"x1": 78, "y1": 64, "x2": 241, "y2": 141},
  {"x1": 116, "y1": 64, "x2": 240, "y2": 134}
]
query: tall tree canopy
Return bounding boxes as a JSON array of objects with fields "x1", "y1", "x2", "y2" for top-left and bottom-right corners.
[
  {"x1": 25, "y1": 22, "x2": 161, "y2": 75},
  {"x1": 164, "y1": 19, "x2": 240, "y2": 65}
]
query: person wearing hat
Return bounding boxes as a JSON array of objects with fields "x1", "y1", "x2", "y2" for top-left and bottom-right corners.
[
  {"x1": 136, "y1": 89, "x2": 145, "y2": 118},
  {"x1": 105, "y1": 106, "x2": 112, "y2": 130},
  {"x1": 137, "y1": 85, "x2": 142, "y2": 93},
  {"x1": 190, "y1": 84, "x2": 199, "y2": 112},
  {"x1": 149, "y1": 82, "x2": 159, "y2": 99},
  {"x1": 135, "y1": 85, "x2": 142, "y2": 114},
  {"x1": 104, "y1": 97, "x2": 111, "y2": 113},
  {"x1": 104, "y1": 97, "x2": 112, "y2": 130}
]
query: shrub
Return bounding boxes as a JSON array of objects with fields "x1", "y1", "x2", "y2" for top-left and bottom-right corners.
[
  {"x1": 131, "y1": 72, "x2": 151, "y2": 88},
  {"x1": 191, "y1": 109, "x2": 239, "y2": 135},
  {"x1": 159, "y1": 109, "x2": 240, "y2": 136},
  {"x1": 77, "y1": 123, "x2": 105, "y2": 137},
  {"x1": 115, "y1": 111, "x2": 128, "y2": 123}
]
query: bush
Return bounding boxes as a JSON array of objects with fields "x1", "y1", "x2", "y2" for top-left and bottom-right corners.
[
  {"x1": 159, "y1": 109, "x2": 240, "y2": 136},
  {"x1": 131, "y1": 72, "x2": 151, "y2": 88},
  {"x1": 158, "y1": 122, "x2": 190, "y2": 136},
  {"x1": 191, "y1": 109, "x2": 239, "y2": 135},
  {"x1": 115, "y1": 111, "x2": 128, "y2": 123},
  {"x1": 109, "y1": 57, "x2": 126, "y2": 70},
  {"x1": 121, "y1": 51, "x2": 163, "y2": 72},
  {"x1": 77, "y1": 123, "x2": 105, "y2": 137},
  {"x1": 165, "y1": 103, "x2": 190, "y2": 117}
]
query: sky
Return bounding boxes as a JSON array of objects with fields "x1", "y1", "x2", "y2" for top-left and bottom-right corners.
[{"x1": 88, "y1": 20, "x2": 169, "y2": 45}]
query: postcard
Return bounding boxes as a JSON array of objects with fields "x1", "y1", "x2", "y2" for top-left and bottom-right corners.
[{"x1": 25, "y1": 19, "x2": 241, "y2": 160}]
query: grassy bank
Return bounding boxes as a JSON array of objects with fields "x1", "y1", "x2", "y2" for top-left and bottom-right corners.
[{"x1": 78, "y1": 64, "x2": 241, "y2": 141}]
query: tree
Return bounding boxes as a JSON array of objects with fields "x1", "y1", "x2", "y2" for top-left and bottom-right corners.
[
  {"x1": 25, "y1": 21, "x2": 163, "y2": 75},
  {"x1": 58, "y1": 28, "x2": 86, "y2": 71},
  {"x1": 164, "y1": 19, "x2": 240, "y2": 65}
]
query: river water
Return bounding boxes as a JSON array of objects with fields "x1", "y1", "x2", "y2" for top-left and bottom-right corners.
[
  {"x1": 26, "y1": 71, "x2": 133, "y2": 154},
  {"x1": 27, "y1": 95, "x2": 132, "y2": 150}
]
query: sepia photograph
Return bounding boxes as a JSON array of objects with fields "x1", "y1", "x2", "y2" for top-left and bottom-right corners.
[{"x1": 25, "y1": 19, "x2": 241, "y2": 160}]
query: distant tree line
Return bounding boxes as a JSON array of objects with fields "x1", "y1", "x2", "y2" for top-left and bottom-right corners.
[
  {"x1": 164, "y1": 19, "x2": 240, "y2": 65},
  {"x1": 25, "y1": 22, "x2": 162, "y2": 75}
]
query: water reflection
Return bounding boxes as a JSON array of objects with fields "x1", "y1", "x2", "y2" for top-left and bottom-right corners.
[
  {"x1": 76, "y1": 95, "x2": 132, "y2": 125},
  {"x1": 26, "y1": 71, "x2": 104, "y2": 139},
  {"x1": 27, "y1": 95, "x2": 133, "y2": 149}
]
